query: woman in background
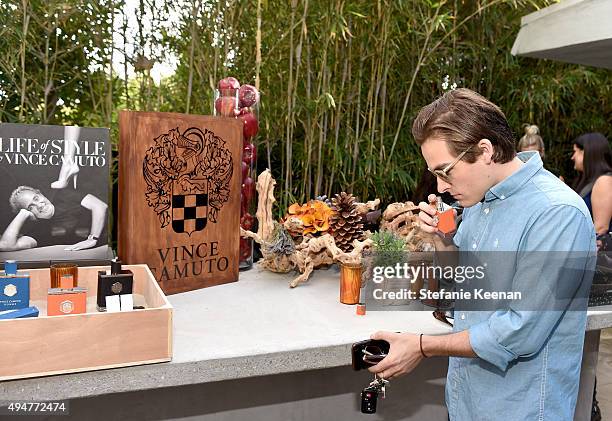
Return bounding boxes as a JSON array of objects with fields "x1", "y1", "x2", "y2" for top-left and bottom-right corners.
[
  {"x1": 571, "y1": 134, "x2": 612, "y2": 421},
  {"x1": 571, "y1": 132, "x2": 612, "y2": 248},
  {"x1": 517, "y1": 124, "x2": 545, "y2": 159},
  {"x1": 518, "y1": 124, "x2": 568, "y2": 180}
]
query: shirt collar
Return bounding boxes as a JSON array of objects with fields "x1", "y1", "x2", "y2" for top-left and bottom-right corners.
[{"x1": 484, "y1": 151, "x2": 542, "y2": 202}]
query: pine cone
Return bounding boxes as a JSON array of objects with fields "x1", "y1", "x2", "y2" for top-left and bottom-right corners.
[{"x1": 330, "y1": 192, "x2": 365, "y2": 252}]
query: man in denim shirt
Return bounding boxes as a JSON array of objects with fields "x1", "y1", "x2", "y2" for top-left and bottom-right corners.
[{"x1": 369, "y1": 89, "x2": 596, "y2": 420}]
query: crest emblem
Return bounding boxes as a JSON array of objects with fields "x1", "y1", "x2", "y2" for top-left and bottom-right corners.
[
  {"x1": 60, "y1": 300, "x2": 74, "y2": 314},
  {"x1": 143, "y1": 127, "x2": 232, "y2": 234},
  {"x1": 3, "y1": 284, "x2": 16, "y2": 297},
  {"x1": 111, "y1": 282, "x2": 123, "y2": 294},
  {"x1": 171, "y1": 186, "x2": 208, "y2": 235}
]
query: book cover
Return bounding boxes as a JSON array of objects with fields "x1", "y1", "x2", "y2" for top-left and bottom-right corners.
[{"x1": 0, "y1": 123, "x2": 112, "y2": 265}]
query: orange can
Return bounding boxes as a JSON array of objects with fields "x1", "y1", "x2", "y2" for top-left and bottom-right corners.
[{"x1": 356, "y1": 303, "x2": 366, "y2": 316}]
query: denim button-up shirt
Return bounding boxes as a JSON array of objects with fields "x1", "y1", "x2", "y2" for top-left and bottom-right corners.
[{"x1": 447, "y1": 152, "x2": 596, "y2": 420}]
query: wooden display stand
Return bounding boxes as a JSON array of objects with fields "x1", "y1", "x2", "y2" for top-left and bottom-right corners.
[
  {"x1": 0, "y1": 265, "x2": 172, "y2": 381},
  {"x1": 118, "y1": 111, "x2": 242, "y2": 294}
]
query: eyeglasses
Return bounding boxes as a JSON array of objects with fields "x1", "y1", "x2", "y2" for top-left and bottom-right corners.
[
  {"x1": 362, "y1": 345, "x2": 388, "y2": 365},
  {"x1": 428, "y1": 144, "x2": 474, "y2": 183}
]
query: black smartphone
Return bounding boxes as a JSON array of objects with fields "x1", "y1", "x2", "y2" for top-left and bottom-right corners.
[{"x1": 351, "y1": 339, "x2": 390, "y2": 371}]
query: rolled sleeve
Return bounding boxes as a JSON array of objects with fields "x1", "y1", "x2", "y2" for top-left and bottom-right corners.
[
  {"x1": 469, "y1": 317, "x2": 517, "y2": 371},
  {"x1": 469, "y1": 310, "x2": 562, "y2": 371}
]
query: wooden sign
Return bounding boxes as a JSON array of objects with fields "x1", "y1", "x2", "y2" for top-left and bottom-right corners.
[{"x1": 118, "y1": 111, "x2": 242, "y2": 294}]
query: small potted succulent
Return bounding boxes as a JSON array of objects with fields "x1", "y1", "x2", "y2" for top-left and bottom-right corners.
[{"x1": 363, "y1": 230, "x2": 413, "y2": 307}]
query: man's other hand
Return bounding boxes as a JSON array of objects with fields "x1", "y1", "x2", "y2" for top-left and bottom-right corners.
[{"x1": 367, "y1": 331, "x2": 424, "y2": 379}]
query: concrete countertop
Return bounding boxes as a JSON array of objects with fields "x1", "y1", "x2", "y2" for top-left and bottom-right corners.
[{"x1": 1, "y1": 265, "x2": 611, "y2": 401}]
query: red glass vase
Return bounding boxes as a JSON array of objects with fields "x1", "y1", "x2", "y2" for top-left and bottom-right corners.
[{"x1": 213, "y1": 87, "x2": 259, "y2": 270}]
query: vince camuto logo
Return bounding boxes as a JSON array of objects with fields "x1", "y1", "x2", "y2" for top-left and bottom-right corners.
[
  {"x1": 151, "y1": 241, "x2": 229, "y2": 282},
  {"x1": 142, "y1": 127, "x2": 233, "y2": 236},
  {"x1": 0, "y1": 137, "x2": 107, "y2": 167}
]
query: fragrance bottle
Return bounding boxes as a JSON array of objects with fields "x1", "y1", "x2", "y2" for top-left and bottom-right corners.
[
  {"x1": 97, "y1": 259, "x2": 134, "y2": 311},
  {"x1": 0, "y1": 260, "x2": 30, "y2": 311}
]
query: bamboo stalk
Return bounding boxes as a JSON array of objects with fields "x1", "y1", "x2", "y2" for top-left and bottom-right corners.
[
  {"x1": 122, "y1": 5, "x2": 130, "y2": 109},
  {"x1": 304, "y1": 34, "x2": 313, "y2": 199},
  {"x1": 293, "y1": 0, "x2": 308, "y2": 200},
  {"x1": 328, "y1": 12, "x2": 349, "y2": 197},
  {"x1": 284, "y1": 0, "x2": 297, "y2": 209},
  {"x1": 185, "y1": 0, "x2": 199, "y2": 113},
  {"x1": 42, "y1": 8, "x2": 51, "y2": 124},
  {"x1": 343, "y1": 14, "x2": 353, "y2": 187},
  {"x1": 18, "y1": 0, "x2": 30, "y2": 121},
  {"x1": 378, "y1": 47, "x2": 389, "y2": 165},
  {"x1": 351, "y1": 47, "x2": 364, "y2": 186},
  {"x1": 314, "y1": 4, "x2": 332, "y2": 197},
  {"x1": 255, "y1": 0, "x2": 262, "y2": 90},
  {"x1": 107, "y1": 0, "x2": 114, "y2": 126}
]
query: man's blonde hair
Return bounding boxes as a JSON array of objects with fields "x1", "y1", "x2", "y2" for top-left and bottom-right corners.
[{"x1": 9, "y1": 186, "x2": 40, "y2": 213}]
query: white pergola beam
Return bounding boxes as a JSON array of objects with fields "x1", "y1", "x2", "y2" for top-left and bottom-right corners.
[{"x1": 511, "y1": 0, "x2": 612, "y2": 69}]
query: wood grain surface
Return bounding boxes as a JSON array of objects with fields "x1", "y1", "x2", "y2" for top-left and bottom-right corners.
[
  {"x1": 0, "y1": 264, "x2": 172, "y2": 381},
  {"x1": 118, "y1": 111, "x2": 242, "y2": 294}
]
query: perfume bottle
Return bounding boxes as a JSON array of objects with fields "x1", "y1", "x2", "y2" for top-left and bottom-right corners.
[
  {"x1": 97, "y1": 259, "x2": 134, "y2": 311},
  {"x1": 430, "y1": 196, "x2": 456, "y2": 235},
  {"x1": 0, "y1": 260, "x2": 30, "y2": 311}
]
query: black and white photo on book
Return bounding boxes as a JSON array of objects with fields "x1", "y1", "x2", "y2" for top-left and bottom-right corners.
[{"x1": 0, "y1": 123, "x2": 111, "y2": 264}]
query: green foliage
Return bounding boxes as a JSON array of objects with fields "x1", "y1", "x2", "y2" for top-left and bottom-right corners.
[
  {"x1": 372, "y1": 230, "x2": 406, "y2": 253},
  {"x1": 371, "y1": 229, "x2": 406, "y2": 268},
  {"x1": 0, "y1": 0, "x2": 610, "y2": 227},
  {"x1": 0, "y1": 0, "x2": 118, "y2": 126}
]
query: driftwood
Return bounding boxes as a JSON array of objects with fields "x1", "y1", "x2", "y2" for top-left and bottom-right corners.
[
  {"x1": 254, "y1": 169, "x2": 276, "y2": 241},
  {"x1": 241, "y1": 169, "x2": 373, "y2": 287},
  {"x1": 355, "y1": 198, "x2": 381, "y2": 215},
  {"x1": 380, "y1": 201, "x2": 436, "y2": 251}
]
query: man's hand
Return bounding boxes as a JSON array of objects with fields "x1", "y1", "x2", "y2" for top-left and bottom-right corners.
[
  {"x1": 367, "y1": 331, "x2": 424, "y2": 379},
  {"x1": 418, "y1": 194, "x2": 441, "y2": 234},
  {"x1": 418, "y1": 194, "x2": 459, "y2": 252},
  {"x1": 65, "y1": 238, "x2": 97, "y2": 251}
]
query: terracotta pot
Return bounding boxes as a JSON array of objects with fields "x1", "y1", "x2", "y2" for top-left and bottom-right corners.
[{"x1": 340, "y1": 262, "x2": 362, "y2": 304}]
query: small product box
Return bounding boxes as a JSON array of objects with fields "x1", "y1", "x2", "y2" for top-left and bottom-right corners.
[
  {"x1": 0, "y1": 260, "x2": 30, "y2": 312},
  {"x1": 47, "y1": 287, "x2": 87, "y2": 316}
]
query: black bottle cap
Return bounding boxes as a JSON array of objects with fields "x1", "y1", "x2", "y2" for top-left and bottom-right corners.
[{"x1": 111, "y1": 258, "x2": 122, "y2": 275}]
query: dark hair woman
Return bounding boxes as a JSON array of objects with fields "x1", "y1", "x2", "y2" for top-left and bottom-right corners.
[{"x1": 571, "y1": 132, "x2": 612, "y2": 248}]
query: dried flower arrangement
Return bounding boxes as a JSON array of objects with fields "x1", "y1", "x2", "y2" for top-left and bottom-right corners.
[{"x1": 240, "y1": 169, "x2": 432, "y2": 287}]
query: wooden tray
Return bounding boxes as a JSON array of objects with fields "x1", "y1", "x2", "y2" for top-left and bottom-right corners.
[{"x1": 0, "y1": 265, "x2": 172, "y2": 381}]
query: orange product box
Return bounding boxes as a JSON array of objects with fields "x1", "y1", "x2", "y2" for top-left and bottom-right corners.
[
  {"x1": 436, "y1": 208, "x2": 456, "y2": 234},
  {"x1": 47, "y1": 287, "x2": 87, "y2": 316}
]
